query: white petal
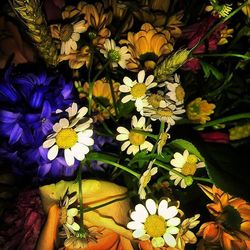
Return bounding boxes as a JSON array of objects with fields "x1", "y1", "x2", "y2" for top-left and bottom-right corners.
[
  {"x1": 53, "y1": 123, "x2": 61, "y2": 132},
  {"x1": 167, "y1": 217, "x2": 181, "y2": 227},
  {"x1": 121, "y1": 141, "x2": 130, "y2": 151},
  {"x1": 166, "y1": 226, "x2": 179, "y2": 235},
  {"x1": 165, "y1": 206, "x2": 178, "y2": 219},
  {"x1": 140, "y1": 141, "x2": 153, "y2": 151},
  {"x1": 117, "y1": 126, "x2": 129, "y2": 134},
  {"x1": 134, "y1": 204, "x2": 148, "y2": 222},
  {"x1": 119, "y1": 85, "x2": 131, "y2": 93},
  {"x1": 59, "y1": 118, "x2": 69, "y2": 128},
  {"x1": 72, "y1": 32, "x2": 80, "y2": 41},
  {"x1": 75, "y1": 122, "x2": 91, "y2": 132},
  {"x1": 163, "y1": 233, "x2": 177, "y2": 247},
  {"x1": 145, "y1": 75, "x2": 154, "y2": 86},
  {"x1": 145, "y1": 199, "x2": 157, "y2": 215},
  {"x1": 43, "y1": 138, "x2": 56, "y2": 148},
  {"x1": 48, "y1": 145, "x2": 59, "y2": 160},
  {"x1": 127, "y1": 221, "x2": 143, "y2": 230},
  {"x1": 116, "y1": 133, "x2": 129, "y2": 141},
  {"x1": 64, "y1": 149, "x2": 75, "y2": 166},
  {"x1": 77, "y1": 107, "x2": 88, "y2": 118},
  {"x1": 137, "y1": 117, "x2": 145, "y2": 128},
  {"x1": 138, "y1": 70, "x2": 145, "y2": 83},
  {"x1": 132, "y1": 229, "x2": 146, "y2": 238},
  {"x1": 70, "y1": 222, "x2": 80, "y2": 231},
  {"x1": 67, "y1": 208, "x2": 78, "y2": 217},
  {"x1": 71, "y1": 143, "x2": 89, "y2": 160},
  {"x1": 127, "y1": 145, "x2": 139, "y2": 155},
  {"x1": 122, "y1": 95, "x2": 133, "y2": 103},
  {"x1": 158, "y1": 200, "x2": 169, "y2": 219},
  {"x1": 123, "y1": 76, "x2": 133, "y2": 87}
]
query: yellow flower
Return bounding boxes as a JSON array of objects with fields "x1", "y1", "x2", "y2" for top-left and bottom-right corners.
[
  {"x1": 186, "y1": 98, "x2": 216, "y2": 124},
  {"x1": 217, "y1": 27, "x2": 234, "y2": 45},
  {"x1": 240, "y1": 0, "x2": 250, "y2": 17},
  {"x1": 120, "y1": 23, "x2": 174, "y2": 72},
  {"x1": 229, "y1": 123, "x2": 250, "y2": 140},
  {"x1": 82, "y1": 78, "x2": 120, "y2": 121}
]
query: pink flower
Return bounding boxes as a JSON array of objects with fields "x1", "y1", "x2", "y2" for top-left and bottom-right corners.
[
  {"x1": 200, "y1": 131, "x2": 229, "y2": 144},
  {"x1": 0, "y1": 189, "x2": 45, "y2": 250}
]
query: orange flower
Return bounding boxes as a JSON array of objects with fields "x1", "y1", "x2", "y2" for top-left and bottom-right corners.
[
  {"x1": 36, "y1": 180, "x2": 134, "y2": 250},
  {"x1": 186, "y1": 97, "x2": 216, "y2": 124},
  {"x1": 217, "y1": 27, "x2": 234, "y2": 45},
  {"x1": 78, "y1": 2, "x2": 112, "y2": 47},
  {"x1": 139, "y1": 240, "x2": 178, "y2": 250},
  {"x1": 197, "y1": 184, "x2": 250, "y2": 250},
  {"x1": 120, "y1": 23, "x2": 174, "y2": 72},
  {"x1": 81, "y1": 78, "x2": 120, "y2": 121}
]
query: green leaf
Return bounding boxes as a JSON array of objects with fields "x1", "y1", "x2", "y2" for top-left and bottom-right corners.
[
  {"x1": 117, "y1": 100, "x2": 135, "y2": 118},
  {"x1": 128, "y1": 151, "x2": 155, "y2": 168},
  {"x1": 200, "y1": 61, "x2": 223, "y2": 80},
  {"x1": 169, "y1": 139, "x2": 205, "y2": 161},
  {"x1": 86, "y1": 152, "x2": 118, "y2": 162}
]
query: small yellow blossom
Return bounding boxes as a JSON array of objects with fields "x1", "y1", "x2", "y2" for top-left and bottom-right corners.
[
  {"x1": 186, "y1": 98, "x2": 216, "y2": 124},
  {"x1": 229, "y1": 123, "x2": 250, "y2": 140},
  {"x1": 157, "y1": 127, "x2": 171, "y2": 155},
  {"x1": 217, "y1": 27, "x2": 234, "y2": 45},
  {"x1": 240, "y1": 0, "x2": 250, "y2": 17}
]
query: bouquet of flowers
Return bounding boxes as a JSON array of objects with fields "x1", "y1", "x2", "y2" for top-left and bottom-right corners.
[{"x1": 0, "y1": 0, "x2": 250, "y2": 249}]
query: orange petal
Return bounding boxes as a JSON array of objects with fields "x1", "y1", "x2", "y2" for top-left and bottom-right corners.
[
  {"x1": 36, "y1": 204, "x2": 60, "y2": 250},
  {"x1": 202, "y1": 223, "x2": 221, "y2": 242}
]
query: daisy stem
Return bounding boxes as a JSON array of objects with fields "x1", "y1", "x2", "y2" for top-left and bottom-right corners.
[
  {"x1": 152, "y1": 121, "x2": 165, "y2": 154},
  {"x1": 194, "y1": 113, "x2": 250, "y2": 130},
  {"x1": 95, "y1": 158, "x2": 140, "y2": 178},
  {"x1": 107, "y1": 74, "x2": 119, "y2": 118},
  {"x1": 77, "y1": 163, "x2": 87, "y2": 235},
  {"x1": 190, "y1": 1, "x2": 248, "y2": 54},
  {"x1": 196, "y1": 53, "x2": 250, "y2": 60},
  {"x1": 88, "y1": 60, "x2": 110, "y2": 115},
  {"x1": 192, "y1": 177, "x2": 213, "y2": 183}
]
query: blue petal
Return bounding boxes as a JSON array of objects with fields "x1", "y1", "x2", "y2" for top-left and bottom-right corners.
[
  {"x1": 51, "y1": 159, "x2": 63, "y2": 177},
  {"x1": 30, "y1": 90, "x2": 44, "y2": 109},
  {"x1": 0, "y1": 110, "x2": 20, "y2": 123},
  {"x1": 42, "y1": 120, "x2": 53, "y2": 135},
  {"x1": 9, "y1": 123, "x2": 23, "y2": 144},
  {"x1": 38, "y1": 163, "x2": 51, "y2": 177},
  {"x1": 41, "y1": 101, "x2": 51, "y2": 118},
  {"x1": 25, "y1": 113, "x2": 40, "y2": 123},
  {"x1": 0, "y1": 84, "x2": 20, "y2": 103}
]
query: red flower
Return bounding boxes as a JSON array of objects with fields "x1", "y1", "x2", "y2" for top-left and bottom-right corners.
[{"x1": 0, "y1": 189, "x2": 45, "y2": 250}]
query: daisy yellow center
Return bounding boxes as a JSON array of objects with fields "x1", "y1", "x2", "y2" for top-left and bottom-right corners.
[
  {"x1": 175, "y1": 86, "x2": 185, "y2": 101},
  {"x1": 60, "y1": 24, "x2": 74, "y2": 42},
  {"x1": 107, "y1": 49, "x2": 121, "y2": 63},
  {"x1": 181, "y1": 155, "x2": 198, "y2": 176},
  {"x1": 56, "y1": 128, "x2": 78, "y2": 149},
  {"x1": 131, "y1": 83, "x2": 147, "y2": 98},
  {"x1": 60, "y1": 207, "x2": 67, "y2": 225},
  {"x1": 148, "y1": 94, "x2": 164, "y2": 108},
  {"x1": 156, "y1": 108, "x2": 173, "y2": 118},
  {"x1": 144, "y1": 215, "x2": 166, "y2": 237},
  {"x1": 129, "y1": 131, "x2": 145, "y2": 146}
]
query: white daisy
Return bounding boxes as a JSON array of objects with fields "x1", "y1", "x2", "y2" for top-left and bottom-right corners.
[
  {"x1": 60, "y1": 20, "x2": 87, "y2": 55},
  {"x1": 170, "y1": 150, "x2": 205, "y2": 188},
  {"x1": 119, "y1": 70, "x2": 157, "y2": 112},
  {"x1": 127, "y1": 198, "x2": 181, "y2": 248},
  {"x1": 116, "y1": 116, "x2": 153, "y2": 155},
  {"x1": 100, "y1": 39, "x2": 131, "y2": 69},
  {"x1": 138, "y1": 160, "x2": 158, "y2": 200},
  {"x1": 59, "y1": 192, "x2": 80, "y2": 237},
  {"x1": 43, "y1": 103, "x2": 94, "y2": 166},
  {"x1": 165, "y1": 74, "x2": 185, "y2": 105},
  {"x1": 143, "y1": 100, "x2": 185, "y2": 125}
]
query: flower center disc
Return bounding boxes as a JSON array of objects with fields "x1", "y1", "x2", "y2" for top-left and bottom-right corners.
[
  {"x1": 181, "y1": 162, "x2": 197, "y2": 176},
  {"x1": 129, "y1": 131, "x2": 145, "y2": 146},
  {"x1": 131, "y1": 83, "x2": 147, "y2": 98},
  {"x1": 156, "y1": 108, "x2": 173, "y2": 118},
  {"x1": 144, "y1": 215, "x2": 166, "y2": 237},
  {"x1": 60, "y1": 207, "x2": 67, "y2": 225},
  {"x1": 56, "y1": 128, "x2": 78, "y2": 149},
  {"x1": 175, "y1": 86, "x2": 185, "y2": 101},
  {"x1": 108, "y1": 49, "x2": 121, "y2": 63},
  {"x1": 148, "y1": 94, "x2": 164, "y2": 108},
  {"x1": 60, "y1": 24, "x2": 74, "y2": 42}
]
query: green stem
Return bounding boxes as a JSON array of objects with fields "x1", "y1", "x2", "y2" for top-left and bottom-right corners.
[
  {"x1": 193, "y1": 177, "x2": 213, "y2": 183},
  {"x1": 196, "y1": 53, "x2": 250, "y2": 60},
  {"x1": 194, "y1": 113, "x2": 250, "y2": 130},
  {"x1": 152, "y1": 121, "x2": 165, "y2": 154},
  {"x1": 96, "y1": 159, "x2": 140, "y2": 178},
  {"x1": 77, "y1": 163, "x2": 85, "y2": 233},
  {"x1": 106, "y1": 74, "x2": 118, "y2": 118},
  {"x1": 83, "y1": 192, "x2": 136, "y2": 213},
  {"x1": 190, "y1": 2, "x2": 248, "y2": 54}
]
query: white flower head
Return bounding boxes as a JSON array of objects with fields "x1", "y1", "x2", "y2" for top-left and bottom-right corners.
[
  {"x1": 59, "y1": 192, "x2": 80, "y2": 238},
  {"x1": 100, "y1": 39, "x2": 131, "y2": 69},
  {"x1": 116, "y1": 116, "x2": 153, "y2": 155},
  {"x1": 119, "y1": 70, "x2": 157, "y2": 112},
  {"x1": 43, "y1": 103, "x2": 94, "y2": 166},
  {"x1": 165, "y1": 74, "x2": 185, "y2": 105},
  {"x1": 143, "y1": 100, "x2": 185, "y2": 125},
  {"x1": 127, "y1": 198, "x2": 181, "y2": 248},
  {"x1": 170, "y1": 150, "x2": 205, "y2": 188},
  {"x1": 60, "y1": 20, "x2": 87, "y2": 55},
  {"x1": 139, "y1": 160, "x2": 158, "y2": 200}
]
